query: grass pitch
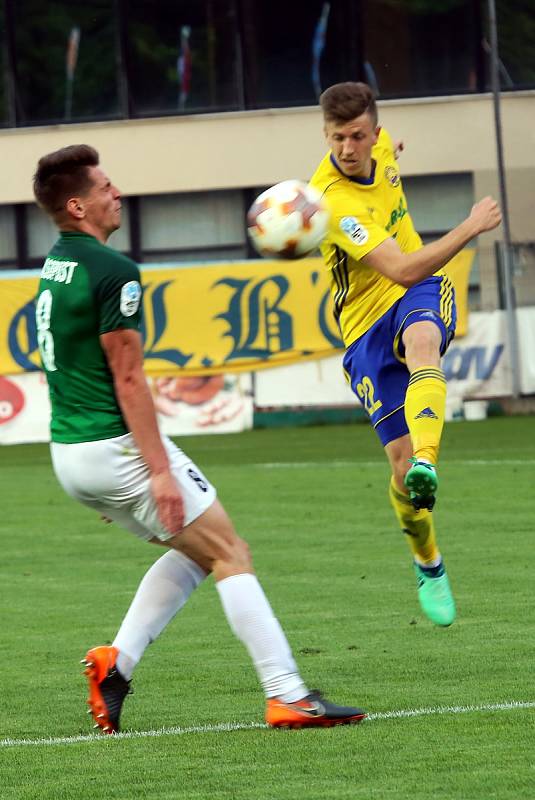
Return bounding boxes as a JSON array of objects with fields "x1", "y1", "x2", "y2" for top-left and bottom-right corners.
[{"x1": 1, "y1": 416, "x2": 533, "y2": 799}]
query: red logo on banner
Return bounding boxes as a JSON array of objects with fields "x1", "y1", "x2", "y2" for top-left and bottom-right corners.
[{"x1": 0, "y1": 377, "x2": 25, "y2": 424}]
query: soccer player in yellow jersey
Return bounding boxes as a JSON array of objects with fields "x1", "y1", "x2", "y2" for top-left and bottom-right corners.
[{"x1": 310, "y1": 82, "x2": 501, "y2": 626}]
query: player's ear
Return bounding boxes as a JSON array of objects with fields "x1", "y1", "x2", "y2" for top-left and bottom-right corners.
[
  {"x1": 373, "y1": 125, "x2": 381, "y2": 143},
  {"x1": 66, "y1": 197, "x2": 84, "y2": 219}
]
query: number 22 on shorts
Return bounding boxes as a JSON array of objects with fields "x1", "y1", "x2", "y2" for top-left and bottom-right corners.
[{"x1": 356, "y1": 375, "x2": 382, "y2": 415}]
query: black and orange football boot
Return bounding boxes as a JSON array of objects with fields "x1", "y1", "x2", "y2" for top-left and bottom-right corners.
[
  {"x1": 81, "y1": 645, "x2": 131, "y2": 734},
  {"x1": 266, "y1": 690, "x2": 366, "y2": 728}
]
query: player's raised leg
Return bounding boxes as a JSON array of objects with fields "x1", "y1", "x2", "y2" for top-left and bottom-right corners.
[
  {"x1": 386, "y1": 434, "x2": 455, "y2": 626},
  {"x1": 402, "y1": 320, "x2": 447, "y2": 510}
]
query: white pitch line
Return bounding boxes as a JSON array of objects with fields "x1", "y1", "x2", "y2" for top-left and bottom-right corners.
[
  {"x1": 252, "y1": 459, "x2": 535, "y2": 469},
  {"x1": 366, "y1": 700, "x2": 535, "y2": 721},
  {"x1": 1, "y1": 700, "x2": 533, "y2": 749},
  {"x1": 0, "y1": 721, "x2": 266, "y2": 749},
  {"x1": 254, "y1": 461, "x2": 375, "y2": 469}
]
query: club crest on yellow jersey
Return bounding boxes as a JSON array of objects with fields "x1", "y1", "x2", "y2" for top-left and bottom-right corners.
[{"x1": 384, "y1": 165, "x2": 400, "y2": 187}]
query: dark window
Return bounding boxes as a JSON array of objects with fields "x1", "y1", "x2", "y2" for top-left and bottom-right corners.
[
  {"x1": 0, "y1": 1, "x2": 534, "y2": 129},
  {"x1": 138, "y1": 190, "x2": 246, "y2": 263},
  {"x1": 361, "y1": 0, "x2": 481, "y2": 98},
  {"x1": 0, "y1": 15, "x2": 8, "y2": 126},
  {"x1": 491, "y1": 0, "x2": 535, "y2": 90},
  {"x1": 0, "y1": 205, "x2": 17, "y2": 267},
  {"x1": 125, "y1": 0, "x2": 242, "y2": 117},
  {"x1": 239, "y1": 0, "x2": 360, "y2": 109},
  {"x1": 11, "y1": 0, "x2": 120, "y2": 125}
]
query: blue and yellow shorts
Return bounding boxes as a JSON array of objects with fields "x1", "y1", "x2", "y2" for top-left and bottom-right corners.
[{"x1": 343, "y1": 275, "x2": 456, "y2": 447}]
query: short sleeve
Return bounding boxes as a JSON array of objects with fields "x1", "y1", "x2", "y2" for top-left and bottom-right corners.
[
  {"x1": 93, "y1": 258, "x2": 143, "y2": 334},
  {"x1": 325, "y1": 190, "x2": 390, "y2": 261},
  {"x1": 374, "y1": 127, "x2": 395, "y2": 159}
]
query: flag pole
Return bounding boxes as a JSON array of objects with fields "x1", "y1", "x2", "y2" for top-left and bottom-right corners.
[{"x1": 487, "y1": 0, "x2": 520, "y2": 397}]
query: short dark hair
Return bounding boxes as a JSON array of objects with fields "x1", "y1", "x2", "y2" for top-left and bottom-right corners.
[
  {"x1": 33, "y1": 144, "x2": 99, "y2": 216},
  {"x1": 320, "y1": 82, "x2": 378, "y2": 127}
]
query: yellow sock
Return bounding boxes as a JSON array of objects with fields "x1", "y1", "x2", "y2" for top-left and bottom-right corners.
[
  {"x1": 404, "y1": 366, "x2": 446, "y2": 464},
  {"x1": 388, "y1": 478, "x2": 440, "y2": 564}
]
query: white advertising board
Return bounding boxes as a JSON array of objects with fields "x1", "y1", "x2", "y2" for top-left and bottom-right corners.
[
  {"x1": 0, "y1": 372, "x2": 254, "y2": 445},
  {"x1": 1, "y1": 309, "x2": 533, "y2": 445},
  {"x1": 256, "y1": 308, "x2": 535, "y2": 408}
]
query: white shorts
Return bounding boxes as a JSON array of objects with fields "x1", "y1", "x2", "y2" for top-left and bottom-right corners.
[{"x1": 50, "y1": 433, "x2": 217, "y2": 542}]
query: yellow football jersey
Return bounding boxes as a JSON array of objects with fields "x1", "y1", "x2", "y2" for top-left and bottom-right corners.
[{"x1": 309, "y1": 127, "x2": 424, "y2": 347}]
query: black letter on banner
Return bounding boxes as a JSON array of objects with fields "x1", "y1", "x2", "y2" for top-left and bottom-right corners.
[
  {"x1": 142, "y1": 281, "x2": 193, "y2": 368},
  {"x1": 8, "y1": 299, "x2": 40, "y2": 371},
  {"x1": 214, "y1": 276, "x2": 293, "y2": 361},
  {"x1": 319, "y1": 290, "x2": 343, "y2": 348}
]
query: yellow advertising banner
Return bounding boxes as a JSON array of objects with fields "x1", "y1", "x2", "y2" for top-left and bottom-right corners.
[
  {"x1": 1, "y1": 258, "x2": 342, "y2": 377},
  {"x1": 0, "y1": 251, "x2": 472, "y2": 377},
  {"x1": 443, "y1": 248, "x2": 474, "y2": 337}
]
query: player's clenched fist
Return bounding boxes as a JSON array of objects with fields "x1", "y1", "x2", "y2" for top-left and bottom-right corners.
[{"x1": 469, "y1": 196, "x2": 502, "y2": 233}]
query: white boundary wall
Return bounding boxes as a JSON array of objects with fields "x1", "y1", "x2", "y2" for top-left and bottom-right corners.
[
  {"x1": 256, "y1": 308, "x2": 535, "y2": 408},
  {"x1": 1, "y1": 308, "x2": 533, "y2": 445}
]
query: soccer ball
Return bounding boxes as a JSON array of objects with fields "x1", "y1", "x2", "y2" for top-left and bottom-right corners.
[{"x1": 247, "y1": 180, "x2": 329, "y2": 259}]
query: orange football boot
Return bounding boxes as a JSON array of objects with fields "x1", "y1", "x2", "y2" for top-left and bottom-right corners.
[
  {"x1": 266, "y1": 690, "x2": 367, "y2": 728},
  {"x1": 81, "y1": 645, "x2": 131, "y2": 734}
]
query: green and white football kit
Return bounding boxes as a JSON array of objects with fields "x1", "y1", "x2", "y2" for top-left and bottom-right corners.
[
  {"x1": 37, "y1": 237, "x2": 365, "y2": 735},
  {"x1": 37, "y1": 232, "x2": 215, "y2": 540}
]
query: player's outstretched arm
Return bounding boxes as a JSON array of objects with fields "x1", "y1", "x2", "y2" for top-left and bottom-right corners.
[
  {"x1": 393, "y1": 139, "x2": 404, "y2": 159},
  {"x1": 362, "y1": 196, "x2": 502, "y2": 287},
  {"x1": 101, "y1": 328, "x2": 184, "y2": 535}
]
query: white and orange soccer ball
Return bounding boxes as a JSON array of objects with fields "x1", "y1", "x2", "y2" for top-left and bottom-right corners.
[{"x1": 247, "y1": 180, "x2": 330, "y2": 259}]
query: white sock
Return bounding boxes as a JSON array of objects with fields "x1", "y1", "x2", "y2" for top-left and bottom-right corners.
[
  {"x1": 415, "y1": 554, "x2": 443, "y2": 569},
  {"x1": 216, "y1": 573, "x2": 308, "y2": 702},
  {"x1": 113, "y1": 550, "x2": 206, "y2": 679}
]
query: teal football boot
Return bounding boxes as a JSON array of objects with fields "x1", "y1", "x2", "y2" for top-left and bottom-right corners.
[{"x1": 414, "y1": 561, "x2": 456, "y2": 626}]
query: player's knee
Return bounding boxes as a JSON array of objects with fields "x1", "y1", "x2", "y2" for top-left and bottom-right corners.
[
  {"x1": 403, "y1": 322, "x2": 441, "y2": 364},
  {"x1": 229, "y1": 535, "x2": 252, "y2": 569},
  {"x1": 213, "y1": 535, "x2": 253, "y2": 578}
]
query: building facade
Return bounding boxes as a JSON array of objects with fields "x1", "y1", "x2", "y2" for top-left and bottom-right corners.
[{"x1": 1, "y1": 0, "x2": 534, "y2": 310}]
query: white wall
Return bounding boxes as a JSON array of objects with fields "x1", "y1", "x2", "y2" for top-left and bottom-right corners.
[
  {"x1": 3, "y1": 92, "x2": 534, "y2": 202},
  {"x1": 5, "y1": 90, "x2": 534, "y2": 309}
]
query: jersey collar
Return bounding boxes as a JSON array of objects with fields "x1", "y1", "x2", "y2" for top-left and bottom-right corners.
[
  {"x1": 59, "y1": 231, "x2": 98, "y2": 241},
  {"x1": 330, "y1": 153, "x2": 376, "y2": 185}
]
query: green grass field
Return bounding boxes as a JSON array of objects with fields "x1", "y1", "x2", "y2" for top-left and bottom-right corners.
[{"x1": 1, "y1": 417, "x2": 534, "y2": 799}]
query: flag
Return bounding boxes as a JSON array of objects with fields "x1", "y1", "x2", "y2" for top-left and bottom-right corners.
[
  {"x1": 65, "y1": 27, "x2": 80, "y2": 119},
  {"x1": 312, "y1": 3, "x2": 330, "y2": 99},
  {"x1": 177, "y1": 26, "x2": 192, "y2": 110},
  {"x1": 66, "y1": 26, "x2": 80, "y2": 82}
]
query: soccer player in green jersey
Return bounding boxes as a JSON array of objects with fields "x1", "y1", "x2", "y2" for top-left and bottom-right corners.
[
  {"x1": 310, "y1": 83, "x2": 501, "y2": 626},
  {"x1": 33, "y1": 144, "x2": 366, "y2": 733}
]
